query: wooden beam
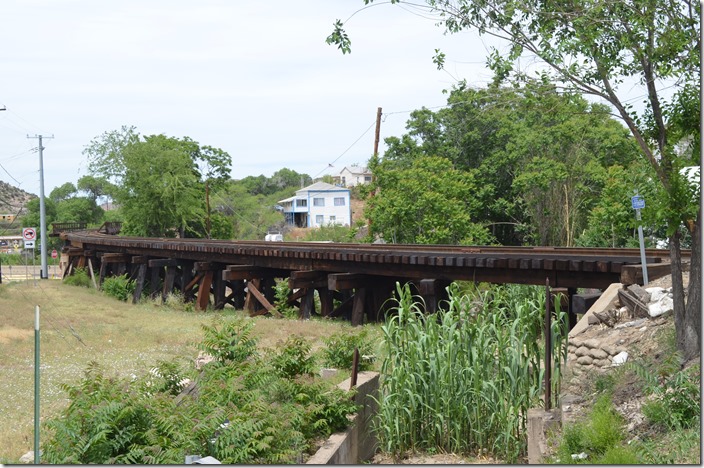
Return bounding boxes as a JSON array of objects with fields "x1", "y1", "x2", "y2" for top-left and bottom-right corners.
[
  {"x1": 246, "y1": 280, "x2": 282, "y2": 317},
  {"x1": 223, "y1": 265, "x2": 290, "y2": 281},
  {"x1": 100, "y1": 253, "x2": 129, "y2": 263},
  {"x1": 133, "y1": 264, "x2": 147, "y2": 304},
  {"x1": 87, "y1": 258, "x2": 99, "y2": 290},
  {"x1": 351, "y1": 287, "x2": 367, "y2": 326},
  {"x1": 197, "y1": 270, "x2": 213, "y2": 311},
  {"x1": 328, "y1": 273, "x2": 378, "y2": 290},
  {"x1": 149, "y1": 258, "x2": 179, "y2": 268},
  {"x1": 620, "y1": 262, "x2": 677, "y2": 286}
]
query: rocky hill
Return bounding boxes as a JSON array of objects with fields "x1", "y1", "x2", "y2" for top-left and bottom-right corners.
[{"x1": 0, "y1": 181, "x2": 35, "y2": 218}]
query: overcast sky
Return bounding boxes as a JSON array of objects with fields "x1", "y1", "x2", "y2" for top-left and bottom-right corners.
[{"x1": 0, "y1": 1, "x2": 510, "y2": 196}]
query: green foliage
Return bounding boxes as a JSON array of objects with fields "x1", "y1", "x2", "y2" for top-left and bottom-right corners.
[
  {"x1": 198, "y1": 318, "x2": 258, "y2": 364},
  {"x1": 273, "y1": 278, "x2": 298, "y2": 319},
  {"x1": 63, "y1": 267, "x2": 91, "y2": 288},
  {"x1": 42, "y1": 324, "x2": 359, "y2": 464},
  {"x1": 270, "y1": 335, "x2": 315, "y2": 378},
  {"x1": 366, "y1": 154, "x2": 495, "y2": 244},
  {"x1": 299, "y1": 223, "x2": 358, "y2": 242},
  {"x1": 374, "y1": 282, "x2": 567, "y2": 463},
  {"x1": 83, "y1": 127, "x2": 232, "y2": 238},
  {"x1": 555, "y1": 395, "x2": 627, "y2": 464},
  {"x1": 642, "y1": 363, "x2": 700, "y2": 430},
  {"x1": 322, "y1": 329, "x2": 376, "y2": 371},
  {"x1": 101, "y1": 274, "x2": 135, "y2": 301}
]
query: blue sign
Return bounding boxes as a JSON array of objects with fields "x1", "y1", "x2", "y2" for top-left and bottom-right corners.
[{"x1": 631, "y1": 195, "x2": 645, "y2": 210}]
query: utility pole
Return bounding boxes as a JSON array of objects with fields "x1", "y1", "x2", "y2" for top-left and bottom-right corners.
[
  {"x1": 27, "y1": 134, "x2": 53, "y2": 279},
  {"x1": 373, "y1": 107, "x2": 382, "y2": 156}
]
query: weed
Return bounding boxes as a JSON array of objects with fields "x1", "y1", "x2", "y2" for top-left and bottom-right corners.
[
  {"x1": 63, "y1": 267, "x2": 91, "y2": 287},
  {"x1": 322, "y1": 329, "x2": 376, "y2": 371},
  {"x1": 270, "y1": 335, "x2": 315, "y2": 378},
  {"x1": 102, "y1": 274, "x2": 135, "y2": 301}
]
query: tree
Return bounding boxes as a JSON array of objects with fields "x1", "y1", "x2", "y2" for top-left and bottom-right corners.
[
  {"x1": 83, "y1": 128, "x2": 233, "y2": 238},
  {"x1": 329, "y1": 0, "x2": 700, "y2": 361},
  {"x1": 366, "y1": 154, "x2": 495, "y2": 244},
  {"x1": 382, "y1": 81, "x2": 640, "y2": 246}
]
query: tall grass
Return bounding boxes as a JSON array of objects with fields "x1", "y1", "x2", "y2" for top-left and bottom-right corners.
[{"x1": 375, "y1": 282, "x2": 568, "y2": 463}]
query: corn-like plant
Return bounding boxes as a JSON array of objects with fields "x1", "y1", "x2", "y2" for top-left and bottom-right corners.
[{"x1": 374, "y1": 282, "x2": 568, "y2": 463}]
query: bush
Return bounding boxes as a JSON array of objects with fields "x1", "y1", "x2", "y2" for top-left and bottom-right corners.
[
  {"x1": 42, "y1": 327, "x2": 359, "y2": 464},
  {"x1": 102, "y1": 274, "x2": 135, "y2": 301},
  {"x1": 271, "y1": 335, "x2": 315, "y2": 378},
  {"x1": 63, "y1": 267, "x2": 91, "y2": 287},
  {"x1": 273, "y1": 278, "x2": 298, "y2": 319},
  {"x1": 198, "y1": 318, "x2": 258, "y2": 364},
  {"x1": 555, "y1": 394, "x2": 627, "y2": 463},
  {"x1": 642, "y1": 363, "x2": 700, "y2": 430},
  {"x1": 322, "y1": 329, "x2": 376, "y2": 371}
]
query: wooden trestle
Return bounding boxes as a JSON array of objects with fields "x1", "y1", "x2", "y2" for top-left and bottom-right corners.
[{"x1": 57, "y1": 229, "x2": 682, "y2": 326}]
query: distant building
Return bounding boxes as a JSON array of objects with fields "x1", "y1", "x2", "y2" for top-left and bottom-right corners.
[
  {"x1": 278, "y1": 182, "x2": 351, "y2": 228},
  {"x1": 0, "y1": 214, "x2": 16, "y2": 223},
  {"x1": 333, "y1": 165, "x2": 373, "y2": 187}
]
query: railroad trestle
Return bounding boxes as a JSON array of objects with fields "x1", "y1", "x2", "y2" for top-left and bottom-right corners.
[{"x1": 58, "y1": 230, "x2": 682, "y2": 326}]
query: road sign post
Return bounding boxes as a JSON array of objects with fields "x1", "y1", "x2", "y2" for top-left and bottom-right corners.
[{"x1": 631, "y1": 195, "x2": 649, "y2": 285}]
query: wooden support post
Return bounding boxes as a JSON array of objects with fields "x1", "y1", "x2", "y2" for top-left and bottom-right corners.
[
  {"x1": 246, "y1": 280, "x2": 282, "y2": 317},
  {"x1": 162, "y1": 266, "x2": 178, "y2": 302},
  {"x1": 197, "y1": 270, "x2": 214, "y2": 311},
  {"x1": 87, "y1": 258, "x2": 98, "y2": 290},
  {"x1": 244, "y1": 278, "x2": 260, "y2": 314},
  {"x1": 351, "y1": 287, "x2": 367, "y2": 326},
  {"x1": 133, "y1": 264, "x2": 147, "y2": 304},
  {"x1": 317, "y1": 288, "x2": 334, "y2": 317},
  {"x1": 213, "y1": 266, "x2": 226, "y2": 310},
  {"x1": 299, "y1": 289, "x2": 315, "y2": 319}
]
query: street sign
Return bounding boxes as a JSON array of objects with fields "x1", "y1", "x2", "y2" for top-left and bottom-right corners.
[
  {"x1": 22, "y1": 227, "x2": 37, "y2": 241},
  {"x1": 631, "y1": 195, "x2": 645, "y2": 210},
  {"x1": 24, "y1": 240, "x2": 35, "y2": 249},
  {"x1": 51, "y1": 249, "x2": 58, "y2": 259}
]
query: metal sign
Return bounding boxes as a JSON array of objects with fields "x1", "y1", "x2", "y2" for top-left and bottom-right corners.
[
  {"x1": 22, "y1": 227, "x2": 37, "y2": 241},
  {"x1": 631, "y1": 195, "x2": 645, "y2": 210},
  {"x1": 51, "y1": 249, "x2": 58, "y2": 259},
  {"x1": 24, "y1": 240, "x2": 35, "y2": 249}
]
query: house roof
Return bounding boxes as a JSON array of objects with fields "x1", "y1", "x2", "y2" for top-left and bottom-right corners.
[
  {"x1": 296, "y1": 181, "x2": 348, "y2": 194},
  {"x1": 340, "y1": 166, "x2": 370, "y2": 175},
  {"x1": 278, "y1": 182, "x2": 349, "y2": 204}
]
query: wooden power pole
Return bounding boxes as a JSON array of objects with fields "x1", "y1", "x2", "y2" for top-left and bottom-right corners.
[{"x1": 373, "y1": 107, "x2": 382, "y2": 156}]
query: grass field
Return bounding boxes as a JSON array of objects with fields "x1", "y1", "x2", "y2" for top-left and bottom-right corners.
[{"x1": 0, "y1": 279, "x2": 370, "y2": 463}]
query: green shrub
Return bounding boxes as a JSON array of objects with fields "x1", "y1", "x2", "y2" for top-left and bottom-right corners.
[
  {"x1": 642, "y1": 363, "x2": 700, "y2": 430},
  {"x1": 322, "y1": 329, "x2": 376, "y2": 371},
  {"x1": 198, "y1": 318, "x2": 258, "y2": 364},
  {"x1": 555, "y1": 394, "x2": 627, "y2": 463},
  {"x1": 43, "y1": 328, "x2": 359, "y2": 464},
  {"x1": 273, "y1": 278, "x2": 298, "y2": 319},
  {"x1": 271, "y1": 335, "x2": 315, "y2": 378},
  {"x1": 63, "y1": 267, "x2": 91, "y2": 287},
  {"x1": 102, "y1": 274, "x2": 135, "y2": 301}
]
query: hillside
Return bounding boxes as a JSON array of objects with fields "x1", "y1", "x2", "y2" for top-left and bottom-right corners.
[{"x1": 0, "y1": 180, "x2": 35, "y2": 217}]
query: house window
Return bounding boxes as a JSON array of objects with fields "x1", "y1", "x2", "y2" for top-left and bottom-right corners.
[
  {"x1": 296, "y1": 199, "x2": 307, "y2": 207},
  {"x1": 342, "y1": 177, "x2": 346, "y2": 185},
  {"x1": 364, "y1": 176, "x2": 372, "y2": 182},
  {"x1": 313, "y1": 197, "x2": 325, "y2": 207},
  {"x1": 334, "y1": 197, "x2": 345, "y2": 206},
  {"x1": 316, "y1": 215, "x2": 324, "y2": 225},
  {"x1": 329, "y1": 216, "x2": 336, "y2": 223}
]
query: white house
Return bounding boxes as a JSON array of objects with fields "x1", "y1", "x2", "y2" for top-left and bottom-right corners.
[
  {"x1": 278, "y1": 182, "x2": 351, "y2": 228},
  {"x1": 334, "y1": 165, "x2": 373, "y2": 187}
]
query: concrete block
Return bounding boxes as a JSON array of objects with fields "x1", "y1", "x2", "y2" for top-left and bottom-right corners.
[{"x1": 527, "y1": 408, "x2": 561, "y2": 464}]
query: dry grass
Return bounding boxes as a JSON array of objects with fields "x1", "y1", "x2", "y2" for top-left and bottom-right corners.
[{"x1": 0, "y1": 279, "x2": 364, "y2": 463}]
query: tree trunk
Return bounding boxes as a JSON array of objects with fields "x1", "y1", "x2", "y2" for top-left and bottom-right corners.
[
  {"x1": 683, "y1": 211, "x2": 701, "y2": 361},
  {"x1": 670, "y1": 219, "x2": 701, "y2": 363},
  {"x1": 669, "y1": 230, "x2": 687, "y2": 358}
]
